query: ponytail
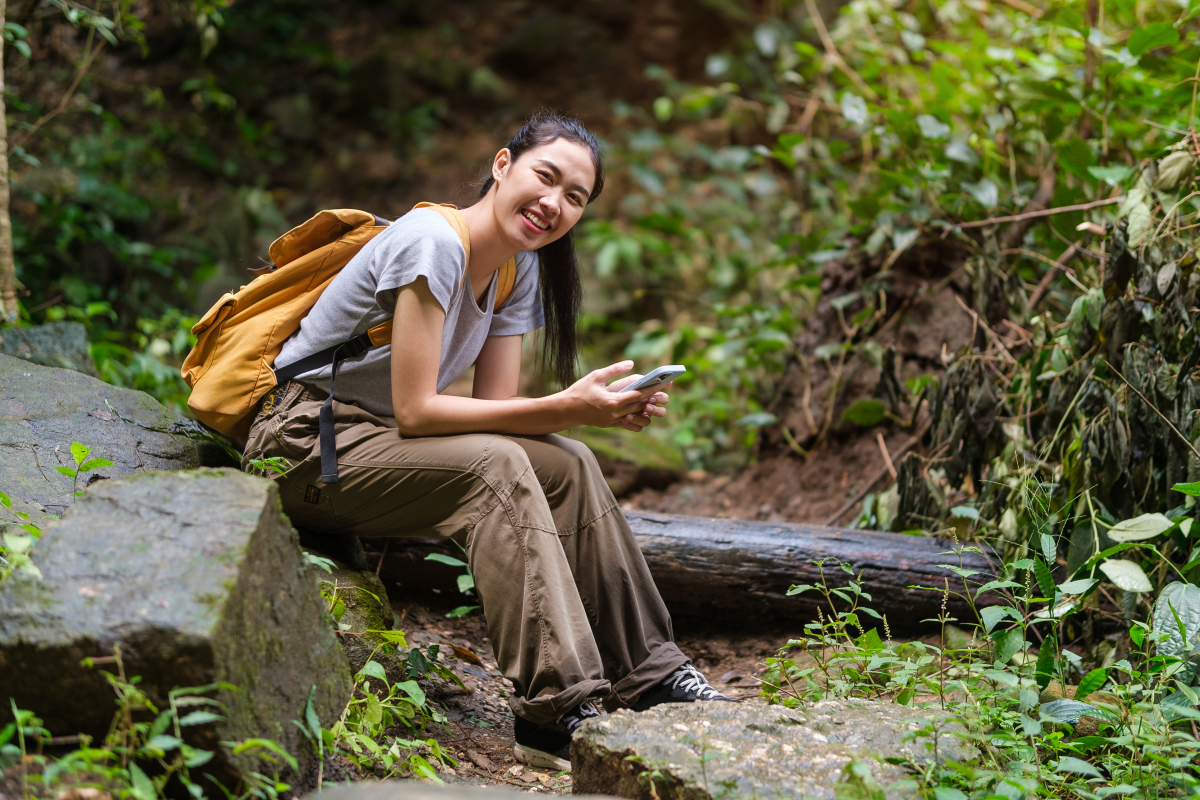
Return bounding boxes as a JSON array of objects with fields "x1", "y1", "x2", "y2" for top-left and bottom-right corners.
[{"x1": 478, "y1": 112, "x2": 605, "y2": 388}]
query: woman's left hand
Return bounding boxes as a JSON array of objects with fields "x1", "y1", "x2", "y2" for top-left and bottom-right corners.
[{"x1": 612, "y1": 382, "x2": 670, "y2": 433}]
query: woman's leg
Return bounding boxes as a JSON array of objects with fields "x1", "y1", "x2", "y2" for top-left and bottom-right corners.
[
  {"x1": 243, "y1": 389, "x2": 609, "y2": 723},
  {"x1": 501, "y1": 434, "x2": 690, "y2": 708}
]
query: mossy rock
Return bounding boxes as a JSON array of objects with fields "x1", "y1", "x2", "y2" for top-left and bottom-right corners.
[
  {"x1": 0, "y1": 353, "x2": 229, "y2": 521},
  {"x1": 308, "y1": 555, "x2": 404, "y2": 682},
  {"x1": 0, "y1": 469, "x2": 353, "y2": 789}
]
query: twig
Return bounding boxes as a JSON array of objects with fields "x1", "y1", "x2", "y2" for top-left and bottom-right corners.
[
  {"x1": 953, "y1": 294, "x2": 1017, "y2": 364},
  {"x1": 875, "y1": 431, "x2": 896, "y2": 479},
  {"x1": 823, "y1": 417, "x2": 933, "y2": 526},
  {"x1": 803, "y1": 0, "x2": 878, "y2": 100},
  {"x1": 14, "y1": 34, "x2": 106, "y2": 150},
  {"x1": 375, "y1": 539, "x2": 390, "y2": 578},
  {"x1": 1026, "y1": 240, "x2": 1084, "y2": 309},
  {"x1": 995, "y1": 0, "x2": 1044, "y2": 17},
  {"x1": 780, "y1": 425, "x2": 810, "y2": 458},
  {"x1": 1103, "y1": 360, "x2": 1200, "y2": 462},
  {"x1": 945, "y1": 197, "x2": 1121, "y2": 233}
]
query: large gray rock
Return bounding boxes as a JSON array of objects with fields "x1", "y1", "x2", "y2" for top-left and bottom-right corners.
[
  {"x1": 0, "y1": 353, "x2": 228, "y2": 520},
  {"x1": 0, "y1": 469, "x2": 353, "y2": 787},
  {"x1": 573, "y1": 700, "x2": 978, "y2": 800},
  {"x1": 0, "y1": 321, "x2": 98, "y2": 376}
]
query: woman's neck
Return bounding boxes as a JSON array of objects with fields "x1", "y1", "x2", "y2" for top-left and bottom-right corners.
[{"x1": 459, "y1": 198, "x2": 518, "y2": 280}]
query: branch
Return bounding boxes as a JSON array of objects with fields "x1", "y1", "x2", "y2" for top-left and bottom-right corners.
[
  {"x1": 946, "y1": 197, "x2": 1121, "y2": 233},
  {"x1": 803, "y1": 0, "x2": 878, "y2": 101}
]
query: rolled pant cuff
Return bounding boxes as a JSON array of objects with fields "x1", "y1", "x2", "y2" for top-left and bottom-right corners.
[
  {"x1": 508, "y1": 678, "x2": 612, "y2": 725},
  {"x1": 610, "y1": 641, "x2": 690, "y2": 707}
]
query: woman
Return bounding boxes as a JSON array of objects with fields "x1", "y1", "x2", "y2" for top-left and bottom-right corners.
[{"x1": 242, "y1": 113, "x2": 729, "y2": 770}]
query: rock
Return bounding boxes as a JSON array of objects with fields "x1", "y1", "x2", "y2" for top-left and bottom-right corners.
[
  {"x1": 0, "y1": 321, "x2": 98, "y2": 376},
  {"x1": 572, "y1": 699, "x2": 978, "y2": 800},
  {"x1": 0, "y1": 469, "x2": 353, "y2": 788},
  {"x1": 307, "y1": 554, "x2": 401, "y2": 679},
  {"x1": 0, "y1": 353, "x2": 229, "y2": 520},
  {"x1": 307, "y1": 781, "x2": 606, "y2": 800}
]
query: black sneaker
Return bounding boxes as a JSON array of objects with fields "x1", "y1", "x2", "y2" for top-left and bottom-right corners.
[
  {"x1": 513, "y1": 702, "x2": 601, "y2": 771},
  {"x1": 631, "y1": 663, "x2": 734, "y2": 711}
]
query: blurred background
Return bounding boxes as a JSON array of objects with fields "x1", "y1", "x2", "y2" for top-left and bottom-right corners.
[{"x1": 8, "y1": 0, "x2": 1199, "y2": 543}]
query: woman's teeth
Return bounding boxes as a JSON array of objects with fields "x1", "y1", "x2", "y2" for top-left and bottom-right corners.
[{"x1": 522, "y1": 210, "x2": 549, "y2": 231}]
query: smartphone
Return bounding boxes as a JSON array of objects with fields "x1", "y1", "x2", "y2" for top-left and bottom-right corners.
[{"x1": 617, "y1": 365, "x2": 687, "y2": 393}]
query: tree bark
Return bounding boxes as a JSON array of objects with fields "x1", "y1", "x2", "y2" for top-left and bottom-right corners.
[
  {"x1": 363, "y1": 511, "x2": 998, "y2": 633},
  {"x1": 0, "y1": 0, "x2": 16, "y2": 321}
]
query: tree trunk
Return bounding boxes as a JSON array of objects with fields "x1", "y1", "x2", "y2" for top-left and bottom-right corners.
[
  {"x1": 363, "y1": 511, "x2": 997, "y2": 633},
  {"x1": 0, "y1": 0, "x2": 16, "y2": 321}
]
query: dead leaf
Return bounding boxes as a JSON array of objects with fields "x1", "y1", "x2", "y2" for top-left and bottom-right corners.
[
  {"x1": 88, "y1": 408, "x2": 115, "y2": 422},
  {"x1": 717, "y1": 670, "x2": 745, "y2": 683},
  {"x1": 467, "y1": 750, "x2": 496, "y2": 772},
  {"x1": 451, "y1": 644, "x2": 484, "y2": 666}
]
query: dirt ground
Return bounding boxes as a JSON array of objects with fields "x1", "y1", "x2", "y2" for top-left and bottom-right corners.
[{"x1": 378, "y1": 593, "x2": 779, "y2": 793}]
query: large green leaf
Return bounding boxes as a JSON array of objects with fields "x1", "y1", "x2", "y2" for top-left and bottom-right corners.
[
  {"x1": 1128, "y1": 22, "x2": 1180, "y2": 57},
  {"x1": 1099, "y1": 560, "x2": 1153, "y2": 593},
  {"x1": 1153, "y1": 582, "x2": 1200, "y2": 660},
  {"x1": 1108, "y1": 513, "x2": 1175, "y2": 542}
]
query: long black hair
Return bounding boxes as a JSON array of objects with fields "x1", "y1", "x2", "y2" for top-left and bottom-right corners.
[{"x1": 478, "y1": 112, "x2": 604, "y2": 388}]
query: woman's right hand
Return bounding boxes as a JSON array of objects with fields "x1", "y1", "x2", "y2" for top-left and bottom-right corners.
[{"x1": 562, "y1": 361, "x2": 659, "y2": 431}]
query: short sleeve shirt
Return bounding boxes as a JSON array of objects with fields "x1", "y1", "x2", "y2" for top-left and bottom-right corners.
[{"x1": 274, "y1": 207, "x2": 545, "y2": 418}]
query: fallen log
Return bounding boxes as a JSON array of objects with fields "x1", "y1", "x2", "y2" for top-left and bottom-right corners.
[{"x1": 362, "y1": 511, "x2": 998, "y2": 633}]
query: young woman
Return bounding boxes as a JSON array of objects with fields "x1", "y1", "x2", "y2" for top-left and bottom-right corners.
[{"x1": 241, "y1": 113, "x2": 729, "y2": 770}]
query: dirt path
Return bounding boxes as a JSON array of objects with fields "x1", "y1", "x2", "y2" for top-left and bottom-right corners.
[{"x1": 386, "y1": 596, "x2": 782, "y2": 793}]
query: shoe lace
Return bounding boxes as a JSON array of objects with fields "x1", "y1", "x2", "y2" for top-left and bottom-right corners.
[
  {"x1": 668, "y1": 664, "x2": 725, "y2": 699},
  {"x1": 561, "y1": 702, "x2": 601, "y2": 734}
]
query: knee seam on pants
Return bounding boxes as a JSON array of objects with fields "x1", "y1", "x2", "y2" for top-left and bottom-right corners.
[{"x1": 554, "y1": 502, "x2": 621, "y2": 537}]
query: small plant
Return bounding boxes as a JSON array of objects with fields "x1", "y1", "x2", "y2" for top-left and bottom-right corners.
[
  {"x1": 0, "y1": 489, "x2": 43, "y2": 586},
  {"x1": 424, "y1": 546, "x2": 479, "y2": 619},
  {"x1": 53, "y1": 442, "x2": 113, "y2": 499},
  {"x1": 246, "y1": 456, "x2": 292, "y2": 477},
  {"x1": 3, "y1": 646, "x2": 297, "y2": 800}
]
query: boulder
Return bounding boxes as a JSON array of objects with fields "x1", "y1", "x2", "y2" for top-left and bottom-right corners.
[
  {"x1": 0, "y1": 469, "x2": 353, "y2": 787},
  {"x1": 0, "y1": 321, "x2": 98, "y2": 376},
  {"x1": 572, "y1": 700, "x2": 978, "y2": 800},
  {"x1": 0, "y1": 353, "x2": 228, "y2": 520}
]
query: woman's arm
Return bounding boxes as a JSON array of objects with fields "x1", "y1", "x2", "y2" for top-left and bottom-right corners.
[{"x1": 390, "y1": 279, "x2": 661, "y2": 437}]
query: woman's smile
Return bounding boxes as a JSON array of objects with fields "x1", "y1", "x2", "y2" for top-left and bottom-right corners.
[{"x1": 521, "y1": 207, "x2": 551, "y2": 232}]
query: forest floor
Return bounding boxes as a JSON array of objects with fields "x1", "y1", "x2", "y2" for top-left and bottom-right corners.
[{"x1": 368, "y1": 591, "x2": 785, "y2": 793}]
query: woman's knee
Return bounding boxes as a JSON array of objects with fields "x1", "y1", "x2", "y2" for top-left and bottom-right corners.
[{"x1": 482, "y1": 435, "x2": 536, "y2": 484}]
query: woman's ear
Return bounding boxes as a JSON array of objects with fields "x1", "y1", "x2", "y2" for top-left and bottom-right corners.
[{"x1": 491, "y1": 148, "x2": 512, "y2": 185}]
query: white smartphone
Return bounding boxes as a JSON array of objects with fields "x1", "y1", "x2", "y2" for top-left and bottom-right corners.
[{"x1": 617, "y1": 365, "x2": 687, "y2": 393}]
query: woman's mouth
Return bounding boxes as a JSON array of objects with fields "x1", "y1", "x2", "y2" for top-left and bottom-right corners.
[{"x1": 521, "y1": 209, "x2": 550, "y2": 232}]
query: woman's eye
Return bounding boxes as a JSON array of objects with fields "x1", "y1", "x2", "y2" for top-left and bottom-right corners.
[{"x1": 536, "y1": 171, "x2": 551, "y2": 183}]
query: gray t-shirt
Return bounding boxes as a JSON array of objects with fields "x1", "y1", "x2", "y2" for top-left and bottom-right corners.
[{"x1": 275, "y1": 207, "x2": 545, "y2": 417}]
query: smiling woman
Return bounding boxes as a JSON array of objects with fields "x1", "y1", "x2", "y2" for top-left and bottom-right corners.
[{"x1": 240, "y1": 112, "x2": 732, "y2": 772}]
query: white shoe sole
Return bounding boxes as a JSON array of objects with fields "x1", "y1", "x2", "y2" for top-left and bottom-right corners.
[{"x1": 513, "y1": 743, "x2": 571, "y2": 772}]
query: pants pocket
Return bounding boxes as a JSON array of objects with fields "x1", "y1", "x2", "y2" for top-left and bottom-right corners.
[{"x1": 278, "y1": 473, "x2": 340, "y2": 532}]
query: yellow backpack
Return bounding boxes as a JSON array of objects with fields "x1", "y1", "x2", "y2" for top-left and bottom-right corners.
[{"x1": 181, "y1": 203, "x2": 517, "y2": 454}]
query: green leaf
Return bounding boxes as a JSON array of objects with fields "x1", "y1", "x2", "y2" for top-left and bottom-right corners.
[
  {"x1": 357, "y1": 660, "x2": 388, "y2": 683},
  {"x1": 1099, "y1": 560, "x2": 1152, "y2": 592},
  {"x1": 1128, "y1": 22, "x2": 1180, "y2": 57},
  {"x1": 1173, "y1": 481, "x2": 1200, "y2": 497},
  {"x1": 1041, "y1": 699, "x2": 1105, "y2": 724},
  {"x1": 1087, "y1": 165, "x2": 1133, "y2": 186},
  {"x1": 1108, "y1": 513, "x2": 1174, "y2": 542},
  {"x1": 995, "y1": 628, "x2": 1025, "y2": 664},
  {"x1": 70, "y1": 442, "x2": 89, "y2": 466},
  {"x1": 456, "y1": 573, "x2": 475, "y2": 594},
  {"x1": 178, "y1": 710, "x2": 224, "y2": 727},
  {"x1": 363, "y1": 692, "x2": 383, "y2": 728},
  {"x1": 1035, "y1": 632, "x2": 1057, "y2": 690},
  {"x1": 78, "y1": 458, "x2": 114, "y2": 472},
  {"x1": 1056, "y1": 756, "x2": 1104, "y2": 778},
  {"x1": 1058, "y1": 578, "x2": 1096, "y2": 595},
  {"x1": 738, "y1": 412, "x2": 778, "y2": 426},
  {"x1": 981, "y1": 605, "x2": 1016, "y2": 633},
  {"x1": 145, "y1": 734, "x2": 183, "y2": 752},
  {"x1": 840, "y1": 399, "x2": 886, "y2": 427},
  {"x1": 424, "y1": 553, "x2": 467, "y2": 568},
  {"x1": 394, "y1": 679, "x2": 426, "y2": 708},
  {"x1": 446, "y1": 605, "x2": 479, "y2": 619},
  {"x1": 129, "y1": 763, "x2": 156, "y2": 800},
  {"x1": 54, "y1": 466, "x2": 76, "y2": 478},
  {"x1": 1075, "y1": 668, "x2": 1109, "y2": 701},
  {"x1": 1033, "y1": 559, "x2": 1055, "y2": 598},
  {"x1": 1153, "y1": 583, "x2": 1200, "y2": 659},
  {"x1": 231, "y1": 739, "x2": 299, "y2": 773}
]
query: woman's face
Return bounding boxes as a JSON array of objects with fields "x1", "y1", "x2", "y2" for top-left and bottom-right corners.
[{"x1": 489, "y1": 137, "x2": 596, "y2": 251}]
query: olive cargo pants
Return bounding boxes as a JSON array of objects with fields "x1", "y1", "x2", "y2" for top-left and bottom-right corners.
[{"x1": 242, "y1": 382, "x2": 688, "y2": 724}]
